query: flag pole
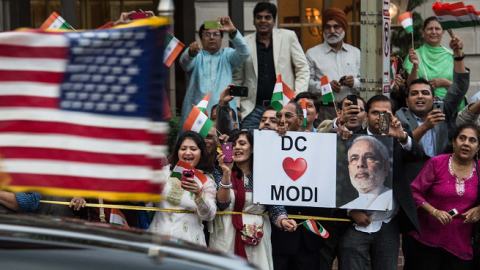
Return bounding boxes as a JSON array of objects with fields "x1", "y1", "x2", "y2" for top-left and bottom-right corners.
[
  {"x1": 411, "y1": 32, "x2": 414, "y2": 49},
  {"x1": 446, "y1": 29, "x2": 462, "y2": 56},
  {"x1": 68, "y1": 25, "x2": 77, "y2": 32}
]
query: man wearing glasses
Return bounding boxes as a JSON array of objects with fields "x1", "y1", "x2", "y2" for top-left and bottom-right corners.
[
  {"x1": 317, "y1": 95, "x2": 366, "y2": 134},
  {"x1": 179, "y1": 16, "x2": 249, "y2": 134},
  {"x1": 305, "y1": 8, "x2": 361, "y2": 122},
  {"x1": 341, "y1": 136, "x2": 392, "y2": 210}
]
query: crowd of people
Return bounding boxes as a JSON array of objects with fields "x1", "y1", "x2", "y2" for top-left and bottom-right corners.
[{"x1": 1, "y1": 2, "x2": 480, "y2": 270}]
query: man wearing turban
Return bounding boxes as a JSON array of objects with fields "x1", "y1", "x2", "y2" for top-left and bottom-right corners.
[{"x1": 305, "y1": 8, "x2": 361, "y2": 123}]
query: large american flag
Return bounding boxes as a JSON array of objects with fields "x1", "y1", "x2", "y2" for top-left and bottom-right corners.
[{"x1": 0, "y1": 21, "x2": 169, "y2": 201}]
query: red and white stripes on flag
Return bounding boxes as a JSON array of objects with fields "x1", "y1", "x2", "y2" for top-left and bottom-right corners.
[{"x1": 0, "y1": 29, "x2": 167, "y2": 201}]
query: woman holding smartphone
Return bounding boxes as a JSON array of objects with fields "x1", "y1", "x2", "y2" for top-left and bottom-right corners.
[
  {"x1": 148, "y1": 131, "x2": 216, "y2": 246},
  {"x1": 209, "y1": 129, "x2": 296, "y2": 270},
  {"x1": 404, "y1": 124, "x2": 480, "y2": 269}
]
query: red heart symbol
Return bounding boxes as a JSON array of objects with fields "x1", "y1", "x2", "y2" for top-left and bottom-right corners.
[{"x1": 282, "y1": 157, "x2": 307, "y2": 181}]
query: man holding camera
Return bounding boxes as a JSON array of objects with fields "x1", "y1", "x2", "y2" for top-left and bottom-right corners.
[
  {"x1": 395, "y1": 35, "x2": 468, "y2": 157},
  {"x1": 305, "y1": 8, "x2": 360, "y2": 122}
]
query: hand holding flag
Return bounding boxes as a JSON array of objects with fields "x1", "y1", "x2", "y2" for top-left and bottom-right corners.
[{"x1": 297, "y1": 219, "x2": 329, "y2": 238}]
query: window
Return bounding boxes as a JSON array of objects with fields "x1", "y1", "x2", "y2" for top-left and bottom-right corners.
[{"x1": 278, "y1": 0, "x2": 360, "y2": 52}]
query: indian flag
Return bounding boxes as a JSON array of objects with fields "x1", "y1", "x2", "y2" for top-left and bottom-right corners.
[
  {"x1": 197, "y1": 94, "x2": 210, "y2": 116},
  {"x1": 433, "y1": 2, "x2": 480, "y2": 29},
  {"x1": 320, "y1": 76, "x2": 334, "y2": 105},
  {"x1": 271, "y1": 75, "x2": 296, "y2": 112},
  {"x1": 40, "y1": 11, "x2": 72, "y2": 30},
  {"x1": 390, "y1": 58, "x2": 398, "y2": 89},
  {"x1": 398, "y1": 12, "x2": 414, "y2": 34},
  {"x1": 170, "y1": 161, "x2": 208, "y2": 187},
  {"x1": 302, "y1": 219, "x2": 329, "y2": 238},
  {"x1": 183, "y1": 105, "x2": 214, "y2": 139},
  {"x1": 301, "y1": 99, "x2": 307, "y2": 127},
  {"x1": 164, "y1": 32, "x2": 185, "y2": 67},
  {"x1": 110, "y1": 209, "x2": 130, "y2": 228}
]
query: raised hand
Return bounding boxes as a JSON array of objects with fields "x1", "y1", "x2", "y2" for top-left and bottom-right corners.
[
  {"x1": 188, "y1": 41, "x2": 202, "y2": 57},
  {"x1": 408, "y1": 48, "x2": 419, "y2": 67},
  {"x1": 218, "y1": 16, "x2": 237, "y2": 34},
  {"x1": 219, "y1": 84, "x2": 235, "y2": 106}
]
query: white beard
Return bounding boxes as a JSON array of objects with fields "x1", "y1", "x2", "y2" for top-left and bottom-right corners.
[{"x1": 323, "y1": 31, "x2": 345, "y2": 45}]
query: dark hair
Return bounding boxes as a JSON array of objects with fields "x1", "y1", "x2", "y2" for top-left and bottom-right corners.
[
  {"x1": 365, "y1": 95, "x2": 394, "y2": 114},
  {"x1": 407, "y1": 78, "x2": 435, "y2": 96},
  {"x1": 287, "y1": 101, "x2": 303, "y2": 116},
  {"x1": 253, "y1": 2, "x2": 277, "y2": 20},
  {"x1": 338, "y1": 95, "x2": 366, "y2": 110},
  {"x1": 231, "y1": 108, "x2": 237, "y2": 122},
  {"x1": 211, "y1": 104, "x2": 218, "y2": 117},
  {"x1": 228, "y1": 130, "x2": 254, "y2": 178},
  {"x1": 262, "y1": 105, "x2": 275, "y2": 114},
  {"x1": 294, "y1": 92, "x2": 320, "y2": 114},
  {"x1": 168, "y1": 131, "x2": 213, "y2": 173},
  {"x1": 444, "y1": 124, "x2": 480, "y2": 158},
  {"x1": 198, "y1": 23, "x2": 224, "y2": 39},
  {"x1": 423, "y1": 16, "x2": 441, "y2": 31}
]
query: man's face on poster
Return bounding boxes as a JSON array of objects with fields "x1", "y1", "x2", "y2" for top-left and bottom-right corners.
[{"x1": 347, "y1": 140, "x2": 389, "y2": 194}]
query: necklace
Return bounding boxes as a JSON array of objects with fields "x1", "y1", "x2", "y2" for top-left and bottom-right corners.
[{"x1": 449, "y1": 156, "x2": 475, "y2": 196}]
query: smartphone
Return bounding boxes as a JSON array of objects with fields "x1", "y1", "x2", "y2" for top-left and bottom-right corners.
[
  {"x1": 204, "y1": 20, "x2": 222, "y2": 29},
  {"x1": 229, "y1": 86, "x2": 249, "y2": 97},
  {"x1": 132, "y1": 13, "x2": 148, "y2": 20},
  {"x1": 447, "y1": 208, "x2": 458, "y2": 216},
  {"x1": 262, "y1": 100, "x2": 271, "y2": 107},
  {"x1": 433, "y1": 100, "x2": 444, "y2": 114},
  {"x1": 181, "y1": 169, "x2": 194, "y2": 182},
  {"x1": 378, "y1": 112, "x2": 390, "y2": 134},
  {"x1": 339, "y1": 76, "x2": 346, "y2": 86},
  {"x1": 346, "y1": 95, "x2": 358, "y2": 106},
  {"x1": 222, "y1": 142, "x2": 233, "y2": 163}
]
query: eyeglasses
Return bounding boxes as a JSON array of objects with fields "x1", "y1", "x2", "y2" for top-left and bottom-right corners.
[
  {"x1": 204, "y1": 32, "x2": 221, "y2": 37},
  {"x1": 348, "y1": 153, "x2": 380, "y2": 165},
  {"x1": 276, "y1": 112, "x2": 300, "y2": 119},
  {"x1": 324, "y1": 24, "x2": 342, "y2": 31}
]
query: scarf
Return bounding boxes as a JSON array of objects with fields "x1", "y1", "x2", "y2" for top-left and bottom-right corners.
[{"x1": 232, "y1": 170, "x2": 247, "y2": 260}]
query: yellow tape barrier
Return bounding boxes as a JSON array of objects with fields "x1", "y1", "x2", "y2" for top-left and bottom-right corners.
[{"x1": 40, "y1": 200, "x2": 353, "y2": 222}]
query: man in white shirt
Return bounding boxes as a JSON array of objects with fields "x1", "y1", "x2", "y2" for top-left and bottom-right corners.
[
  {"x1": 305, "y1": 8, "x2": 360, "y2": 122},
  {"x1": 341, "y1": 136, "x2": 393, "y2": 211}
]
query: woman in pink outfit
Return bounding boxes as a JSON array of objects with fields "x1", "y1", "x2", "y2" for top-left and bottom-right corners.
[{"x1": 405, "y1": 124, "x2": 480, "y2": 270}]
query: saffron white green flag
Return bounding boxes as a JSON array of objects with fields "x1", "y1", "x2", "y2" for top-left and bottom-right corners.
[
  {"x1": 320, "y1": 76, "x2": 334, "y2": 105},
  {"x1": 183, "y1": 105, "x2": 214, "y2": 139},
  {"x1": 390, "y1": 58, "x2": 398, "y2": 89},
  {"x1": 164, "y1": 32, "x2": 185, "y2": 67},
  {"x1": 433, "y1": 2, "x2": 480, "y2": 29},
  {"x1": 197, "y1": 94, "x2": 210, "y2": 115},
  {"x1": 271, "y1": 75, "x2": 296, "y2": 112},
  {"x1": 301, "y1": 99, "x2": 307, "y2": 127},
  {"x1": 302, "y1": 219, "x2": 329, "y2": 238},
  {"x1": 170, "y1": 161, "x2": 208, "y2": 187},
  {"x1": 110, "y1": 209, "x2": 129, "y2": 228},
  {"x1": 40, "y1": 11, "x2": 72, "y2": 30},
  {"x1": 398, "y1": 12, "x2": 414, "y2": 34}
]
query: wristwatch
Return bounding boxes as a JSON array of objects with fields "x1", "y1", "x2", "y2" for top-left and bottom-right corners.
[
  {"x1": 398, "y1": 131, "x2": 408, "y2": 144},
  {"x1": 454, "y1": 52, "x2": 465, "y2": 61}
]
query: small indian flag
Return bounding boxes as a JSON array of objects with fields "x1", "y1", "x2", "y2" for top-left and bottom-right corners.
[
  {"x1": 164, "y1": 32, "x2": 185, "y2": 67},
  {"x1": 301, "y1": 99, "x2": 307, "y2": 127},
  {"x1": 170, "y1": 161, "x2": 208, "y2": 187},
  {"x1": 271, "y1": 75, "x2": 296, "y2": 112},
  {"x1": 390, "y1": 58, "x2": 398, "y2": 89},
  {"x1": 110, "y1": 209, "x2": 130, "y2": 228},
  {"x1": 197, "y1": 94, "x2": 210, "y2": 116},
  {"x1": 320, "y1": 76, "x2": 334, "y2": 105},
  {"x1": 433, "y1": 2, "x2": 480, "y2": 29},
  {"x1": 302, "y1": 219, "x2": 329, "y2": 238},
  {"x1": 40, "y1": 11, "x2": 72, "y2": 30},
  {"x1": 183, "y1": 105, "x2": 214, "y2": 139},
  {"x1": 398, "y1": 12, "x2": 414, "y2": 34}
]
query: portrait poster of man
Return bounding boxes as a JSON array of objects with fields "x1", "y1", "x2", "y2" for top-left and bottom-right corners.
[{"x1": 336, "y1": 134, "x2": 394, "y2": 211}]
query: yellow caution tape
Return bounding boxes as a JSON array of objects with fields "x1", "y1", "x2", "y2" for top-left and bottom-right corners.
[{"x1": 39, "y1": 200, "x2": 353, "y2": 222}]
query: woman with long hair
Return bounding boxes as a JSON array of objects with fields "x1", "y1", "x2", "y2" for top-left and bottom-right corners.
[
  {"x1": 404, "y1": 124, "x2": 480, "y2": 269},
  {"x1": 148, "y1": 131, "x2": 216, "y2": 246},
  {"x1": 209, "y1": 129, "x2": 296, "y2": 270}
]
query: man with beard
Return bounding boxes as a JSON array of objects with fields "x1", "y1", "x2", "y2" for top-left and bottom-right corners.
[
  {"x1": 305, "y1": 8, "x2": 360, "y2": 122},
  {"x1": 342, "y1": 136, "x2": 392, "y2": 210},
  {"x1": 233, "y1": 2, "x2": 309, "y2": 130},
  {"x1": 338, "y1": 95, "x2": 424, "y2": 270}
]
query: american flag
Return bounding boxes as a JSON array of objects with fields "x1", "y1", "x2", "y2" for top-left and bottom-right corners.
[{"x1": 0, "y1": 21, "x2": 169, "y2": 201}]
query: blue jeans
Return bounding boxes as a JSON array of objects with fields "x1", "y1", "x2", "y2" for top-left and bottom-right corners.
[
  {"x1": 241, "y1": 104, "x2": 265, "y2": 130},
  {"x1": 338, "y1": 217, "x2": 400, "y2": 270}
]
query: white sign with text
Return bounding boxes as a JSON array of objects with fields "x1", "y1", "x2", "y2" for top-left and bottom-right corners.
[{"x1": 253, "y1": 130, "x2": 337, "y2": 208}]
